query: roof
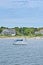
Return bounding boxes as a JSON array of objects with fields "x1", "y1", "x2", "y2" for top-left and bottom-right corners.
[{"x1": 1, "y1": 29, "x2": 16, "y2": 35}]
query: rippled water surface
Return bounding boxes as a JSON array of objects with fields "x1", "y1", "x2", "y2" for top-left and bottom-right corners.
[{"x1": 0, "y1": 38, "x2": 43, "y2": 65}]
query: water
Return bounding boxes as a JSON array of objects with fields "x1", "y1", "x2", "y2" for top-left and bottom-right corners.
[{"x1": 0, "y1": 38, "x2": 43, "y2": 65}]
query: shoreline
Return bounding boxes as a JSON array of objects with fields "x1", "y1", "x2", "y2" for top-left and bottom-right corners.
[{"x1": 0, "y1": 36, "x2": 43, "y2": 39}]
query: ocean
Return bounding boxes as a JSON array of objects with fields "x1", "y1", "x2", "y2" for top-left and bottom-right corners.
[{"x1": 0, "y1": 38, "x2": 43, "y2": 65}]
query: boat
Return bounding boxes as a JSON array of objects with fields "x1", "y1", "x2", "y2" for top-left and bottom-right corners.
[
  {"x1": 15, "y1": 39, "x2": 23, "y2": 41},
  {"x1": 13, "y1": 38, "x2": 27, "y2": 45}
]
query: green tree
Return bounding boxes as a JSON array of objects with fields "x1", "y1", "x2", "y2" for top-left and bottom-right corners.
[{"x1": 0, "y1": 28, "x2": 2, "y2": 33}]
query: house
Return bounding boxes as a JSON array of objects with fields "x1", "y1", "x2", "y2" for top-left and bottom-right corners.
[
  {"x1": 35, "y1": 29, "x2": 43, "y2": 34},
  {"x1": 39, "y1": 30, "x2": 43, "y2": 34},
  {"x1": 1, "y1": 29, "x2": 16, "y2": 36},
  {"x1": 35, "y1": 31, "x2": 40, "y2": 34}
]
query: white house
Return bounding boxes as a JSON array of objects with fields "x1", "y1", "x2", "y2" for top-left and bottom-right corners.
[{"x1": 35, "y1": 29, "x2": 43, "y2": 34}]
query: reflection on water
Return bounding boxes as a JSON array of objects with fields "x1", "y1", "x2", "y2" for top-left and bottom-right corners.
[{"x1": 0, "y1": 39, "x2": 43, "y2": 65}]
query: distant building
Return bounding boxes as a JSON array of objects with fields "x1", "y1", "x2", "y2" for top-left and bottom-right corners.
[
  {"x1": 35, "y1": 29, "x2": 43, "y2": 34},
  {"x1": 35, "y1": 31, "x2": 40, "y2": 34},
  {"x1": 1, "y1": 29, "x2": 16, "y2": 36},
  {"x1": 39, "y1": 30, "x2": 43, "y2": 34}
]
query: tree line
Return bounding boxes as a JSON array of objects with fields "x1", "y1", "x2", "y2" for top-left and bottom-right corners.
[{"x1": 0, "y1": 26, "x2": 43, "y2": 36}]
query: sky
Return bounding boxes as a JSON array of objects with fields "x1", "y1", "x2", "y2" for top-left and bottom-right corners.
[{"x1": 0, "y1": 0, "x2": 43, "y2": 28}]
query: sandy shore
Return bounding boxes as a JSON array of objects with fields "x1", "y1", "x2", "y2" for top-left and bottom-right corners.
[{"x1": 0, "y1": 36, "x2": 43, "y2": 40}]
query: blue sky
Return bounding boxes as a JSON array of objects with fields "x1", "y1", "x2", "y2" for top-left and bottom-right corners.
[{"x1": 0, "y1": 0, "x2": 43, "y2": 27}]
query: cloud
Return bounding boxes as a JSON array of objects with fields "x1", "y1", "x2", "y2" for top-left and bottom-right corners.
[{"x1": 0, "y1": 0, "x2": 43, "y2": 9}]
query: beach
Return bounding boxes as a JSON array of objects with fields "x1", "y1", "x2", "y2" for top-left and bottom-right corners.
[{"x1": 0, "y1": 36, "x2": 43, "y2": 40}]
